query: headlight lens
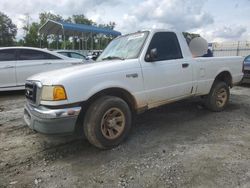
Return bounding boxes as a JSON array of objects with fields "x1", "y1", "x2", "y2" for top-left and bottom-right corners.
[{"x1": 41, "y1": 85, "x2": 67, "y2": 101}]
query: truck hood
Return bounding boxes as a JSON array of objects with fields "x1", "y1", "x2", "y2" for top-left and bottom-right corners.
[{"x1": 27, "y1": 60, "x2": 136, "y2": 85}]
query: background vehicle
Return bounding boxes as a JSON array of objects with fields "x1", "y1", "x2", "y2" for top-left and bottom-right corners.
[
  {"x1": 24, "y1": 29, "x2": 244, "y2": 149},
  {"x1": 55, "y1": 50, "x2": 94, "y2": 63},
  {"x1": 243, "y1": 55, "x2": 250, "y2": 82},
  {"x1": 0, "y1": 47, "x2": 83, "y2": 91},
  {"x1": 87, "y1": 50, "x2": 102, "y2": 60}
]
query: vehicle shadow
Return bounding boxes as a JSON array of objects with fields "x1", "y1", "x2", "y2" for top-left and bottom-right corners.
[
  {"x1": 0, "y1": 90, "x2": 25, "y2": 97},
  {"x1": 240, "y1": 83, "x2": 250, "y2": 88}
]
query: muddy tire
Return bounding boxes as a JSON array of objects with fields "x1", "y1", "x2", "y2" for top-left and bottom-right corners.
[
  {"x1": 204, "y1": 81, "x2": 230, "y2": 112},
  {"x1": 83, "y1": 96, "x2": 132, "y2": 149}
]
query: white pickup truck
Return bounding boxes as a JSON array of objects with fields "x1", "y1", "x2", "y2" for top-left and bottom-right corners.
[{"x1": 24, "y1": 29, "x2": 243, "y2": 149}]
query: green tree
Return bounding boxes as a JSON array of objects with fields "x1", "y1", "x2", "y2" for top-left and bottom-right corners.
[
  {"x1": 23, "y1": 22, "x2": 40, "y2": 47},
  {"x1": 65, "y1": 17, "x2": 72, "y2": 23},
  {"x1": 20, "y1": 13, "x2": 31, "y2": 36},
  {"x1": 21, "y1": 12, "x2": 117, "y2": 50},
  {"x1": 99, "y1": 22, "x2": 116, "y2": 30},
  {"x1": 16, "y1": 39, "x2": 25, "y2": 46},
  {"x1": 72, "y1": 14, "x2": 94, "y2": 25},
  {"x1": 0, "y1": 12, "x2": 17, "y2": 46},
  {"x1": 39, "y1": 12, "x2": 64, "y2": 25}
]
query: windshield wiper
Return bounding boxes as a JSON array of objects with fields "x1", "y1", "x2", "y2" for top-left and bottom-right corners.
[{"x1": 102, "y1": 56, "x2": 125, "y2": 61}]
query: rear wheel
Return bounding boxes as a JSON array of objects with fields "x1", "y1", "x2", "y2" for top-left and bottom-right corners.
[
  {"x1": 204, "y1": 81, "x2": 230, "y2": 112},
  {"x1": 83, "y1": 96, "x2": 132, "y2": 149}
]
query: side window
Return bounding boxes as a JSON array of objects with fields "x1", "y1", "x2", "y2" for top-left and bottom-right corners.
[
  {"x1": 0, "y1": 49, "x2": 16, "y2": 61},
  {"x1": 146, "y1": 32, "x2": 183, "y2": 61},
  {"x1": 46, "y1": 53, "x2": 61, "y2": 60},
  {"x1": 70, "y1": 53, "x2": 84, "y2": 59},
  {"x1": 58, "y1": 52, "x2": 69, "y2": 57},
  {"x1": 19, "y1": 49, "x2": 61, "y2": 60}
]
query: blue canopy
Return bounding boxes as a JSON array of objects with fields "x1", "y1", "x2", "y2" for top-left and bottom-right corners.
[{"x1": 39, "y1": 20, "x2": 121, "y2": 37}]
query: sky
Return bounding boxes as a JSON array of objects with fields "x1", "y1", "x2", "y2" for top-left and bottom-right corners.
[{"x1": 1, "y1": 0, "x2": 250, "y2": 42}]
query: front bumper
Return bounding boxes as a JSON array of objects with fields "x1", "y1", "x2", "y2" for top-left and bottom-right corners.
[
  {"x1": 24, "y1": 103, "x2": 81, "y2": 134},
  {"x1": 242, "y1": 70, "x2": 250, "y2": 83},
  {"x1": 243, "y1": 73, "x2": 250, "y2": 79}
]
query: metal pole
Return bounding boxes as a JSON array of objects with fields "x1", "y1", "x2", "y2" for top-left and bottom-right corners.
[
  {"x1": 85, "y1": 35, "x2": 88, "y2": 50},
  {"x1": 79, "y1": 37, "x2": 80, "y2": 50},
  {"x1": 48, "y1": 35, "x2": 50, "y2": 49},
  {"x1": 46, "y1": 35, "x2": 48, "y2": 48},
  {"x1": 85, "y1": 37, "x2": 87, "y2": 52},
  {"x1": 62, "y1": 28, "x2": 66, "y2": 50},
  {"x1": 99, "y1": 37, "x2": 101, "y2": 50},
  {"x1": 91, "y1": 33, "x2": 93, "y2": 50},
  {"x1": 63, "y1": 35, "x2": 65, "y2": 49},
  {"x1": 56, "y1": 35, "x2": 59, "y2": 50},
  {"x1": 82, "y1": 33, "x2": 84, "y2": 51},
  {"x1": 99, "y1": 36, "x2": 102, "y2": 50},
  {"x1": 39, "y1": 35, "x2": 42, "y2": 48},
  {"x1": 236, "y1": 41, "x2": 240, "y2": 56}
]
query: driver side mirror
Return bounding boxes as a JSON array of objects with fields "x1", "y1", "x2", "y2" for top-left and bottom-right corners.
[{"x1": 145, "y1": 48, "x2": 158, "y2": 62}]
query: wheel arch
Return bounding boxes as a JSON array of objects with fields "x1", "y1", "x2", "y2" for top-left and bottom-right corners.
[
  {"x1": 214, "y1": 71, "x2": 233, "y2": 88},
  {"x1": 86, "y1": 87, "x2": 137, "y2": 111},
  {"x1": 75, "y1": 87, "x2": 138, "y2": 134}
]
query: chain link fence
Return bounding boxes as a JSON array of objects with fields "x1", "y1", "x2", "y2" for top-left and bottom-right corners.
[{"x1": 211, "y1": 41, "x2": 250, "y2": 57}]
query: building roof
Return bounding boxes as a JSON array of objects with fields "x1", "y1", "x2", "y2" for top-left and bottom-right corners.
[{"x1": 39, "y1": 20, "x2": 121, "y2": 37}]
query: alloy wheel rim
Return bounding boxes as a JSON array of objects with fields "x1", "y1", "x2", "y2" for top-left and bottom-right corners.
[
  {"x1": 216, "y1": 88, "x2": 228, "y2": 108},
  {"x1": 101, "y1": 107, "x2": 125, "y2": 140}
]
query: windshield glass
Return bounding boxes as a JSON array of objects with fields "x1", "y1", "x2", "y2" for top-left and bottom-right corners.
[
  {"x1": 245, "y1": 55, "x2": 250, "y2": 62},
  {"x1": 97, "y1": 31, "x2": 149, "y2": 61}
]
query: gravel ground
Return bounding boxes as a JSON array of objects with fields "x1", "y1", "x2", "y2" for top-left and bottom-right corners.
[{"x1": 0, "y1": 86, "x2": 250, "y2": 188}]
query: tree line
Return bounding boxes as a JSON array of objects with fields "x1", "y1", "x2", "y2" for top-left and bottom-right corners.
[
  {"x1": 0, "y1": 11, "x2": 201, "y2": 50},
  {"x1": 0, "y1": 11, "x2": 116, "y2": 50}
]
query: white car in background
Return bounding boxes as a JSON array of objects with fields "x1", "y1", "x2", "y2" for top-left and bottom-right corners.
[
  {"x1": 55, "y1": 50, "x2": 94, "y2": 63},
  {"x1": 0, "y1": 47, "x2": 83, "y2": 91}
]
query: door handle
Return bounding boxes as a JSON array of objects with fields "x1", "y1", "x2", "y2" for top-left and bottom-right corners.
[
  {"x1": 126, "y1": 73, "x2": 138, "y2": 78},
  {"x1": 182, "y1": 63, "x2": 189, "y2": 68},
  {"x1": 43, "y1": 62, "x2": 52, "y2": 65},
  {"x1": 3, "y1": 65, "x2": 14, "y2": 69},
  {"x1": 71, "y1": 62, "x2": 82, "y2": 65}
]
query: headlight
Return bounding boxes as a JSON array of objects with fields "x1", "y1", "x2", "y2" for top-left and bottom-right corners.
[{"x1": 41, "y1": 85, "x2": 67, "y2": 101}]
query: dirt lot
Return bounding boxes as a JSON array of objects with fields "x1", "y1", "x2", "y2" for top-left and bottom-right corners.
[{"x1": 0, "y1": 86, "x2": 250, "y2": 188}]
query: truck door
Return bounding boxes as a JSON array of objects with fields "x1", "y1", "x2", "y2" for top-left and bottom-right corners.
[{"x1": 141, "y1": 32, "x2": 193, "y2": 106}]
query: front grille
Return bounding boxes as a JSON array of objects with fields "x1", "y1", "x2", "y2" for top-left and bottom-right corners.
[
  {"x1": 25, "y1": 82, "x2": 37, "y2": 103},
  {"x1": 244, "y1": 70, "x2": 250, "y2": 75}
]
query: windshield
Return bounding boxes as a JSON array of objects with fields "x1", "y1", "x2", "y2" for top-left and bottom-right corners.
[
  {"x1": 97, "y1": 31, "x2": 149, "y2": 61},
  {"x1": 245, "y1": 55, "x2": 250, "y2": 62}
]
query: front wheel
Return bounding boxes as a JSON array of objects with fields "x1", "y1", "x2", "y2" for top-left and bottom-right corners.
[
  {"x1": 204, "y1": 81, "x2": 230, "y2": 112},
  {"x1": 83, "y1": 96, "x2": 132, "y2": 149}
]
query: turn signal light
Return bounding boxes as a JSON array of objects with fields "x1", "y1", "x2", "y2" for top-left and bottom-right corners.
[{"x1": 53, "y1": 86, "x2": 67, "y2": 101}]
